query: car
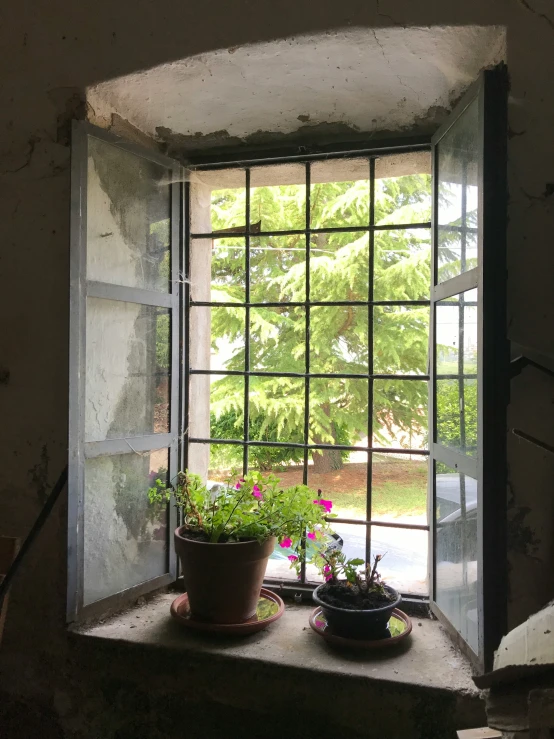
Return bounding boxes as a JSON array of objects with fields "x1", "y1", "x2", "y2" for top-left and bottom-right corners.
[
  {"x1": 435, "y1": 472, "x2": 477, "y2": 519},
  {"x1": 436, "y1": 498, "x2": 477, "y2": 564},
  {"x1": 269, "y1": 529, "x2": 343, "y2": 562}
]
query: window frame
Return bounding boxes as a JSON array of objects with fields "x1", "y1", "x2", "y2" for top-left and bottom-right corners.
[
  {"x1": 68, "y1": 122, "x2": 183, "y2": 622},
  {"x1": 184, "y1": 143, "x2": 433, "y2": 599}
]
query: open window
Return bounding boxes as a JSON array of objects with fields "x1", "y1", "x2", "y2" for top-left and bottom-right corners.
[
  {"x1": 429, "y1": 66, "x2": 508, "y2": 671},
  {"x1": 68, "y1": 66, "x2": 507, "y2": 673},
  {"x1": 68, "y1": 124, "x2": 183, "y2": 620}
]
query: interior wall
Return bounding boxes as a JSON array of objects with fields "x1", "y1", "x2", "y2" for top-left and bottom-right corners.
[{"x1": 1, "y1": 0, "x2": 553, "y2": 733}]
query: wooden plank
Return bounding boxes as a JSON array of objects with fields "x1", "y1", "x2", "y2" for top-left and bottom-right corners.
[
  {"x1": 457, "y1": 729, "x2": 502, "y2": 738},
  {"x1": 0, "y1": 536, "x2": 20, "y2": 645}
]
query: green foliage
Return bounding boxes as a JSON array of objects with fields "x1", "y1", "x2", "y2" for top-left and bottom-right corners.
[
  {"x1": 155, "y1": 312, "x2": 170, "y2": 369},
  {"x1": 315, "y1": 550, "x2": 387, "y2": 597},
  {"x1": 209, "y1": 408, "x2": 350, "y2": 471},
  {"x1": 208, "y1": 172, "x2": 432, "y2": 457},
  {"x1": 436, "y1": 379, "x2": 477, "y2": 454},
  {"x1": 149, "y1": 470, "x2": 334, "y2": 557}
]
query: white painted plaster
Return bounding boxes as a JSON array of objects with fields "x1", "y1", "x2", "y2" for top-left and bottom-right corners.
[
  {"x1": 494, "y1": 601, "x2": 554, "y2": 671},
  {"x1": 88, "y1": 26, "x2": 505, "y2": 145}
]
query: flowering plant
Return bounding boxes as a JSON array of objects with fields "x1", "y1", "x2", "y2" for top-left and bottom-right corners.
[
  {"x1": 315, "y1": 549, "x2": 387, "y2": 596},
  {"x1": 149, "y1": 471, "x2": 334, "y2": 563}
]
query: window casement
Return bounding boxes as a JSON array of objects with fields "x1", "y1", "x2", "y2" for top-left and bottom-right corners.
[
  {"x1": 68, "y1": 124, "x2": 183, "y2": 620},
  {"x1": 68, "y1": 66, "x2": 507, "y2": 673}
]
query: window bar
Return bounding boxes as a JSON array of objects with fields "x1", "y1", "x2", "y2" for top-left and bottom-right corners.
[
  {"x1": 187, "y1": 142, "x2": 430, "y2": 171},
  {"x1": 182, "y1": 181, "x2": 191, "y2": 474},
  {"x1": 190, "y1": 369, "x2": 430, "y2": 381},
  {"x1": 243, "y1": 168, "x2": 251, "y2": 475},
  {"x1": 300, "y1": 161, "x2": 311, "y2": 584},
  {"x1": 366, "y1": 157, "x2": 376, "y2": 565},
  {"x1": 459, "y1": 158, "x2": 468, "y2": 579},
  {"x1": 190, "y1": 299, "x2": 432, "y2": 309},
  {"x1": 189, "y1": 437, "x2": 429, "y2": 455},
  {"x1": 190, "y1": 222, "x2": 432, "y2": 239}
]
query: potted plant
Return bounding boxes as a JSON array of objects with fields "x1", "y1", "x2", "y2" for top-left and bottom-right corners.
[
  {"x1": 311, "y1": 551, "x2": 401, "y2": 639},
  {"x1": 149, "y1": 470, "x2": 332, "y2": 624}
]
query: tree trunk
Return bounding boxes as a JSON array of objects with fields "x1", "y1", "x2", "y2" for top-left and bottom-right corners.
[
  {"x1": 312, "y1": 448, "x2": 344, "y2": 473},
  {"x1": 312, "y1": 404, "x2": 344, "y2": 473}
]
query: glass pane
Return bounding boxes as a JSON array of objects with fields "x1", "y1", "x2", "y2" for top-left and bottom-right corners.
[
  {"x1": 86, "y1": 138, "x2": 171, "y2": 293},
  {"x1": 189, "y1": 306, "x2": 245, "y2": 372},
  {"x1": 250, "y1": 163, "x2": 306, "y2": 231},
  {"x1": 436, "y1": 289, "x2": 478, "y2": 456},
  {"x1": 374, "y1": 228, "x2": 431, "y2": 301},
  {"x1": 211, "y1": 238, "x2": 245, "y2": 303},
  {"x1": 373, "y1": 379, "x2": 428, "y2": 450},
  {"x1": 250, "y1": 307, "x2": 305, "y2": 373},
  {"x1": 436, "y1": 99, "x2": 479, "y2": 283},
  {"x1": 250, "y1": 235, "x2": 306, "y2": 303},
  {"x1": 85, "y1": 298, "x2": 170, "y2": 442},
  {"x1": 436, "y1": 379, "x2": 478, "y2": 456},
  {"x1": 371, "y1": 452, "x2": 428, "y2": 520},
  {"x1": 374, "y1": 305, "x2": 429, "y2": 375},
  {"x1": 310, "y1": 232, "x2": 369, "y2": 303},
  {"x1": 375, "y1": 153, "x2": 432, "y2": 226},
  {"x1": 435, "y1": 463, "x2": 478, "y2": 653},
  {"x1": 191, "y1": 237, "x2": 246, "y2": 304},
  {"x1": 267, "y1": 493, "x2": 359, "y2": 584},
  {"x1": 83, "y1": 449, "x2": 169, "y2": 605},
  {"x1": 249, "y1": 377, "x2": 304, "y2": 443},
  {"x1": 309, "y1": 378, "x2": 368, "y2": 452},
  {"x1": 188, "y1": 442, "x2": 241, "y2": 487},
  {"x1": 209, "y1": 169, "x2": 246, "y2": 233},
  {"x1": 310, "y1": 306, "x2": 368, "y2": 374},
  {"x1": 436, "y1": 289, "x2": 478, "y2": 375},
  {"x1": 370, "y1": 453, "x2": 429, "y2": 592},
  {"x1": 305, "y1": 522, "x2": 367, "y2": 584},
  {"x1": 310, "y1": 158, "x2": 369, "y2": 228},
  {"x1": 371, "y1": 526, "x2": 428, "y2": 596},
  {"x1": 308, "y1": 451, "x2": 368, "y2": 520},
  {"x1": 190, "y1": 374, "x2": 245, "y2": 441}
]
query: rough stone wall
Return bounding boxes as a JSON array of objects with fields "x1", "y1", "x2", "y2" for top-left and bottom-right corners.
[{"x1": 1, "y1": 0, "x2": 553, "y2": 735}]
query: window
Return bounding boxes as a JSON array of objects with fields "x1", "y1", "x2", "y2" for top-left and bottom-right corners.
[
  {"x1": 429, "y1": 68, "x2": 508, "y2": 671},
  {"x1": 68, "y1": 67, "x2": 507, "y2": 673},
  {"x1": 185, "y1": 153, "x2": 432, "y2": 594},
  {"x1": 67, "y1": 125, "x2": 182, "y2": 619}
]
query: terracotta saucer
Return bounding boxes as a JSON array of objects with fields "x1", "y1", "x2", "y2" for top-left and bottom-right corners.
[
  {"x1": 309, "y1": 607, "x2": 412, "y2": 649},
  {"x1": 170, "y1": 588, "x2": 285, "y2": 635}
]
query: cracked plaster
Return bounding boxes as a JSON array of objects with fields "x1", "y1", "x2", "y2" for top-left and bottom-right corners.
[{"x1": 87, "y1": 26, "x2": 505, "y2": 154}]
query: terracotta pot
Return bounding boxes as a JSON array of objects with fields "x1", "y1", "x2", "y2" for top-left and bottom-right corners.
[
  {"x1": 174, "y1": 527, "x2": 276, "y2": 624},
  {"x1": 313, "y1": 583, "x2": 401, "y2": 639}
]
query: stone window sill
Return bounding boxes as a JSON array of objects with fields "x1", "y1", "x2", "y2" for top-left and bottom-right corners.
[{"x1": 69, "y1": 591, "x2": 485, "y2": 735}]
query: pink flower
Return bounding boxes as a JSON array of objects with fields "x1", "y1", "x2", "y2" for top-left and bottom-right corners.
[
  {"x1": 280, "y1": 537, "x2": 293, "y2": 548},
  {"x1": 313, "y1": 499, "x2": 333, "y2": 514},
  {"x1": 252, "y1": 485, "x2": 262, "y2": 499},
  {"x1": 235, "y1": 482, "x2": 241, "y2": 490},
  {"x1": 325, "y1": 574, "x2": 333, "y2": 582},
  {"x1": 288, "y1": 555, "x2": 298, "y2": 562},
  {"x1": 307, "y1": 531, "x2": 316, "y2": 541},
  {"x1": 323, "y1": 565, "x2": 331, "y2": 574}
]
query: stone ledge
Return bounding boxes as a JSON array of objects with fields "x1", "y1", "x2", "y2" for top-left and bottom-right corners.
[{"x1": 69, "y1": 591, "x2": 485, "y2": 738}]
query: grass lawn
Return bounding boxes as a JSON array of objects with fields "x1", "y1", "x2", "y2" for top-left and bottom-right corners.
[
  {"x1": 257, "y1": 454, "x2": 428, "y2": 519},
  {"x1": 332, "y1": 479, "x2": 427, "y2": 518},
  {"x1": 326, "y1": 456, "x2": 427, "y2": 518}
]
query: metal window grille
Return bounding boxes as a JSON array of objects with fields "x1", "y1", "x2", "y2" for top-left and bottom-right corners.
[{"x1": 184, "y1": 147, "x2": 433, "y2": 597}]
